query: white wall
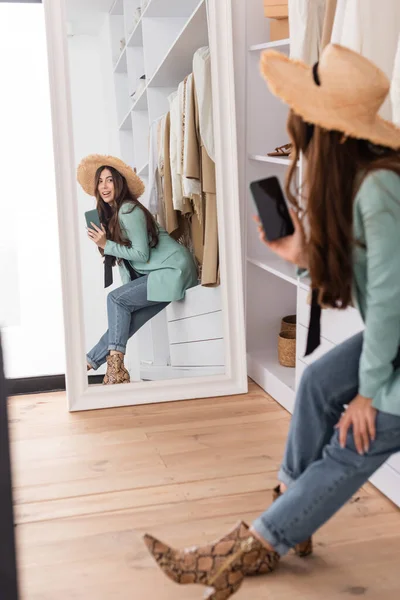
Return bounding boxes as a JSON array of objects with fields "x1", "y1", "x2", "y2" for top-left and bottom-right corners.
[{"x1": 0, "y1": 4, "x2": 65, "y2": 378}]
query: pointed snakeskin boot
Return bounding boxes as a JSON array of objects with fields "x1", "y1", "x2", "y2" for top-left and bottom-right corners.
[
  {"x1": 103, "y1": 354, "x2": 130, "y2": 385},
  {"x1": 143, "y1": 521, "x2": 280, "y2": 600},
  {"x1": 272, "y1": 485, "x2": 313, "y2": 557}
]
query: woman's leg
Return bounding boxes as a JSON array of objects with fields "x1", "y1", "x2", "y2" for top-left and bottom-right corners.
[
  {"x1": 107, "y1": 275, "x2": 169, "y2": 355},
  {"x1": 87, "y1": 277, "x2": 168, "y2": 369},
  {"x1": 278, "y1": 332, "x2": 363, "y2": 490},
  {"x1": 253, "y1": 409, "x2": 400, "y2": 556},
  {"x1": 87, "y1": 331, "x2": 110, "y2": 370}
]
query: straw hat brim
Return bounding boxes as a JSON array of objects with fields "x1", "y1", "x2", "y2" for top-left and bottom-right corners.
[
  {"x1": 77, "y1": 154, "x2": 145, "y2": 199},
  {"x1": 260, "y1": 50, "x2": 400, "y2": 150}
]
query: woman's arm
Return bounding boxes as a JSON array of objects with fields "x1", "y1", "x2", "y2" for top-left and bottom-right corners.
[
  {"x1": 104, "y1": 206, "x2": 150, "y2": 264},
  {"x1": 358, "y1": 172, "x2": 400, "y2": 401}
]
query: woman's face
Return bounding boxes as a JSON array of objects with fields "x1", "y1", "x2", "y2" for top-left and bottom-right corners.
[{"x1": 98, "y1": 168, "x2": 115, "y2": 204}]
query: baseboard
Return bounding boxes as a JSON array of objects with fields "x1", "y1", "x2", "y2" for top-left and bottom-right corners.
[{"x1": 8, "y1": 374, "x2": 103, "y2": 396}]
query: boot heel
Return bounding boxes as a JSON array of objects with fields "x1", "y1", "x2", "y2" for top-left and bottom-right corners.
[{"x1": 204, "y1": 575, "x2": 244, "y2": 600}]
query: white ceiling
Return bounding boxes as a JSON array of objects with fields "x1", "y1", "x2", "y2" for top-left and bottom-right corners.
[{"x1": 66, "y1": 0, "x2": 115, "y2": 34}]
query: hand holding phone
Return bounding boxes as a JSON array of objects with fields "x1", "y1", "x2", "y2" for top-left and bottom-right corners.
[
  {"x1": 85, "y1": 209, "x2": 101, "y2": 231},
  {"x1": 250, "y1": 176, "x2": 307, "y2": 267}
]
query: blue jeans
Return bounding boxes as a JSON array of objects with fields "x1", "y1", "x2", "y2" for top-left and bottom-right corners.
[
  {"x1": 253, "y1": 333, "x2": 400, "y2": 556},
  {"x1": 87, "y1": 275, "x2": 169, "y2": 370}
]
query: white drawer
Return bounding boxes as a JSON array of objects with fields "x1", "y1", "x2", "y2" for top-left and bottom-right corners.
[
  {"x1": 297, "y1": 324, "x2": 335, "y2": 364},
  {"x1": 388, "y1": 453, "x2": 400, "y2": 473},
  {"x1": 296, "y1": 358, "x2": 307, "y2": 389},
  {"x1": 297, "y1": 287, "x2": 364, "y2": 346},
  {"x1": 170, "y1": 339, "x2": 225, "y2": 367},
  {"x1": 168, "y1": 311, "x2": 223, "y2": 344},
  {"x1": 167, "y1": 285, "x2": 222, "y2": 321}
]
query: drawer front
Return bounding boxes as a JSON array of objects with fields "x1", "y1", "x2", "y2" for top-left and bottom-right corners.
[
  {"x1": 167, "y1": 286, "x2": 222, "y2": 322},
  {"x1": 295, "y1": 358, "x2": 307, "y2": 390},
  {"x1": 388, "y1": 453, "x2": 400, "y2": 473},
  {"x1": 170, "y1": 339, "x2": 225, "y2": 367},
  {"x1": 168, "y1": 311, "x2": 223, "y2": 344},
  {"x1": 297, "y1": 324, "x2": 335, "y2": 365},
  {"x1": 297, "y1": 287, "x2": 364, "y2": 346}
]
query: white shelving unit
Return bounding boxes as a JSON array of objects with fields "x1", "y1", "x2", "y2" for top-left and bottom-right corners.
[
  {"x1": 109, "y1": 0, "x2": 208, "y2": 194},
  {"x1": 106, "y1": 0, "x2": 224, "y2": 380},
  {"x1": 241, "y1": 1, "x2": 400, "y2": 506}
]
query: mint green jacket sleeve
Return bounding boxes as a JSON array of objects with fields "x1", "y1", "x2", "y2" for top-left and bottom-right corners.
[
  {"x1": 357, "y1": 173, "x2": 400, "y2": 400},
  {"x1": 104, "y1": 205, "x2": 150, "y2": 264}
]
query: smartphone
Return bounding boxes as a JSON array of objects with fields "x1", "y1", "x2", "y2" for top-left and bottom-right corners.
[
  {"x1": 250, "y1": 176, "x2": 294, "y2": 241},
  {"x1": 85, "y1": 209, "x2": 101, "y2": 231}
]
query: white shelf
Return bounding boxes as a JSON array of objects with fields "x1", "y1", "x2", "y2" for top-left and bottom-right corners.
[
  {"x1": 131, "y1": 85, "x2": 149, "y2": 110},
  {"x1": 138, "y1": 162, "x2": 149, "y2": 176},
  {"x1": 119, "y1": 107, "x2": 132, "y2": 131},
  {"x1": 247, "y1": 348, "x2": 295, "y2": 414},
  {"x1": 127, "y1": 21, "x2": 143, "y2": 47},
  {"x1": 249, "y1": 39, "x2": 290, "y2": 52},
  {"x1": 148, "y1": 0, "x2": 208, "y2": 88},
  {"x1": 144, "y1": 0, "x2": 203, "y2": 18},
  {"x1": 110, "y1": 0, "x2": 124, "y2": 16},
  {"x1": 114, "y1": 47, "x2": 127, "y2": 73},
  {"x1": 249, "y1": 154, "x2": 298, "y2": 167},
  {"x1": 247, "y1": 255, "x2": 298, "y2": 286}
]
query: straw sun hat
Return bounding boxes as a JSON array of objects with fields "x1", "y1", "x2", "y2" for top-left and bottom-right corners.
[
  {"x1": 77, "y1": 154, "x2": 145, "y2": 199},
  {"x1": 260, "y1": 44, "x2": 400, "y2": 150}
]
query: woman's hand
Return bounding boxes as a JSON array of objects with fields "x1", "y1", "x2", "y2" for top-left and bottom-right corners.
[
  {"x1": 253, "y1": 209, "x2": 308, "y2": 268},
  {"x1": 87, "y1": 223, "x2": 107, "y2": 250},
  {"x1": 335, "y1": 394, "x2": 377, "y2": 455}
]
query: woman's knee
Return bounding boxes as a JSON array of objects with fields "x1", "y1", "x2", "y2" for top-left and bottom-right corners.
[
  {"x1": 107, "y1": 289, "x2": 120, "y2": 307},
  {"x1": 299, "y1": 362, "x2": 321, "y2": 394}
]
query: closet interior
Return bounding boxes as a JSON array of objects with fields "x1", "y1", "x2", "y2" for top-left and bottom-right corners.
[
  {"x1": 69, "y1": 0, "x2": 225, "y2": 381},
  {"x1": 242, "y1": 0, "x2": 400, "y2": 507}
]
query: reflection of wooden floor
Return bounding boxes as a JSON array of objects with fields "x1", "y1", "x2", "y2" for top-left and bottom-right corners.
[{"x1": 10, "y1": 381, "x2": 399, "y2": 599}]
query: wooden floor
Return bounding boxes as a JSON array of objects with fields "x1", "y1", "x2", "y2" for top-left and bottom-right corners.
[{"x1": 9, "y1": 381, "x2": 399, "y2": 600}]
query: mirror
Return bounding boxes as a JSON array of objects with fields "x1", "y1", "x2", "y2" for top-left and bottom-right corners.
[{"x1": 44, "y1": 0, "x2": 246, "y2": 410}]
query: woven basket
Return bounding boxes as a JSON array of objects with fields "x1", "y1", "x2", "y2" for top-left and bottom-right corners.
[
  {"x1": 281, "y1": 315, "x2": 296, "y2": 334},
  {"x1": 278, "y1": 331, "x2": 296, "y2": 368}
]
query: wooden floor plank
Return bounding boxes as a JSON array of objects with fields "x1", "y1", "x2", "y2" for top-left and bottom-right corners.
[{"x1": 10, "y1": 382, "x2": 399, "y2": 600}]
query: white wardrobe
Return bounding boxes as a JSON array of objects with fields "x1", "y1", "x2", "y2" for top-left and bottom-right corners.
[{"x1": 233, "y1": 0, "x2": 400, "y2": 507}]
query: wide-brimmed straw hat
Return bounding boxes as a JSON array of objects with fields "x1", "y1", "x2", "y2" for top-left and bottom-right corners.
[
  {"x1": 77, "y1": 154, "x2": 145, "y2": 198},
  {"x1": 260, "y1": 44, "x2": 400, "y2": 150}
]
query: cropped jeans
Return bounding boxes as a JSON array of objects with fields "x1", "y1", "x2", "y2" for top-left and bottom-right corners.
[
  {"x1": 87, "y1": 275, "x2": 168, "y2": 370},
  {"x1": 253, "y1": 333, "x2": 400, "y2": 556}
]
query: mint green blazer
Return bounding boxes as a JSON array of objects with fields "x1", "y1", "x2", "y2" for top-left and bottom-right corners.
[
  {"x1": 352, "y1": 169, "x2": 400, "y2": 417},
  {"x1": 104, "y1": 203, "x2": 198, "y2": 302},
  {"x1": 298, "y1": 169, "x2": 400, "y2": 416}
]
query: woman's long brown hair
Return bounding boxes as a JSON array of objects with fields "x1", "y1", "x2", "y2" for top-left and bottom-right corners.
[
  {"x1": 285, "y1": 110, "x2": 400, "y2": 309},
  {"x1": 95, "y1": 166, "x2": 159, "y2": 265}
]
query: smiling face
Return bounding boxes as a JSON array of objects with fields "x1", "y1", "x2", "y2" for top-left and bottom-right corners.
[{"x1": 97, "y1": 168, "x2": 115, "y2": 204}]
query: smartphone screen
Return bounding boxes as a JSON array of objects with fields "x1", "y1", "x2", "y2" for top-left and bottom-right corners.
[{"x1": 250, "y1": 176, "x2": 294, "y2": 241}]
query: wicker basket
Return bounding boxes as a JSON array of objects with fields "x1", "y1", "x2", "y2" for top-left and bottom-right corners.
[
  {"x1": 278, "y1": 331, "x2": 296, "y2": 368},
  {"x1": 281, "y1": 315, "x2": 296, "y2": 334}
]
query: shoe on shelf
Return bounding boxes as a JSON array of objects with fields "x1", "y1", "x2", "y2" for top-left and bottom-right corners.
[
  {"x1": 103, "y1": 354, "x2": 130, "y2": 385},
  {"x1": 143, "y1": 521, "x2": 279, "y2": 600},
  {"x1": 267, "y1": 143, "x2": 292, "y2": 157}
]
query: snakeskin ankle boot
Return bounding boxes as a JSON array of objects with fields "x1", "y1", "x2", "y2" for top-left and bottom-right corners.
[
  {"x1": 272, "y1": 485, "x2": 313, "y2": 557},
  {"x1": 144, "y1": 521, "x2": 279, "y2": 600},
  {"x1": 103, "y1": 354, "x2": 130, "y2": 385}
]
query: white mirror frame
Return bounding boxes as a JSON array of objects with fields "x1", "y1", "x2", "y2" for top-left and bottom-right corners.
[{"x1": 43, "y1": 0, "x2": 247, "y2": 411}]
